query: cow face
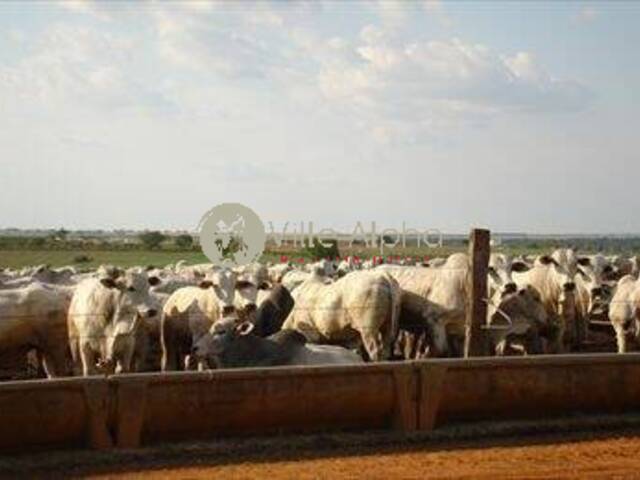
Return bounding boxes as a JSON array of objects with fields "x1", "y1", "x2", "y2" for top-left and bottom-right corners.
[
  {"x1": 192, "y1": 317, "x2": 253, "y2": 360},
  {"x1": 574, "y1": 254, "x2": 615, "y2": 315},
  {"x1": 537, "y1": 251, "x2": 578, "y2": 294},
  {"x1": 487, "y1": 285, "x2": 549, "y2": 354},
  {"x1": 233, "y1": 263, "x2": 271, "y2": 319},
  {"x1": 234, "y1": 274, "x2": 261, "y2": 316},
  {"x1": 199, "y1": 268, "x2": 238, "y2": 317},
  {"x1": 488, "y1": 254, "x2": 530, "y2": 298},
  {"x1": 100, "y1": 269, "x2": 160, "y2": 320},
  {"x1": 424, "y1": 313, "x2": 448, "y2": 357},
  {"x1": 98, "y1": 270, "x2": 160, "y2": 372}
]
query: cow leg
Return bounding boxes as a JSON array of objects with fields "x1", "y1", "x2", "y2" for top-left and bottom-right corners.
[
  {"x1": 80, "y1": 342, "x2": 97, "y2": 376},
  {"x1": 615, "y1": 325, "x2": 627, "y2": 353},
  {"x1": 41, "y1": 346, "x2": 69, "y2": 378},
  {"x1": 360, "y1": 329, "x2": 384, "y2": 362},
  {"x1": 415, "y1": 332, "x2": 427, "y2": 359},
  {"x1": 160, "y1": 316, "x2": 178, "y2": 371},
  {"x1": 116, "y1": 344, "x2": 136, "y2": 374},
  {"x1": 403, "y1": 332, "x2": 415, "y2": 360},
  {"x1": 393, "y1": 330, "x2": 405, "y2": 359},
  {"x1": 376, "y1": 313, "x2": 398, "y2": 361},
  {"x1": 495, "y1": 337, "x2": 507, "y2": 356}
]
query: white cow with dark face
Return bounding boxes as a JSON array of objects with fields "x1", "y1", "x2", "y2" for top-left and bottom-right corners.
[
  {"x1": 160, "y1": 266, "x2": 266, "y2": 371},
  {"x1": 573, "y1": 254, "x2": 615, "y2": 320},
  {"x1": 487, "y1": 285, "x2": 550, "y2": 356},
  {"x1": 512, "y1": 249, "x2": 584, "y2": 352},
  {"x1": 68, "y1": 268, "x2": 160, "y2": 376},
  {"x1": 488, "y1": 254, "x2": 530, "y2": 299},
  {"x1": 161, "y1": 268, "x2": 237, "y2": 371}
]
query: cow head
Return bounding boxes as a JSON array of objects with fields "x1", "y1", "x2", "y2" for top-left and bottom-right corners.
[
  {"x1": 537, "y1": 251, "x2": 578, "y2": 295},
  {"x1": 98, "y1": 269, "x2": 160, "y2": 372},
  {"x1": 192, "y1": 317, "x2": 253, "y2": 362},
  {"x1": 574, "y1": 254, "x2": 615, "y2": 316},
  {"x1": 487, "y1": 285, "x2": 549, "y2": 355},
  {"x1": 100, "y1": 269, "x2": 160, "y2": 320},
  {"x1": 199, "y1": 268, "x2": 238, "y2": 318},
  {"x1": 423, "y1": 310, "x2": 449, "y2": 357},
  {"x1": 233, "y1": 263, "x2": 272, "y2": 319},
  {"x1": 488, "y1": 254, "x2": 530, "y2": 298}
]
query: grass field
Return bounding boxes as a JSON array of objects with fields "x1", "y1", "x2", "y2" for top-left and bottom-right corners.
[
  {"x1": 0, "y1": 246, "x2": 469, "y2": 269},
  {"x1": 0, "y1": 250, "x2": 210, "y2": 269},
  {"x1": 0, "y1": 243, "x2": 620, "y2": 270}
]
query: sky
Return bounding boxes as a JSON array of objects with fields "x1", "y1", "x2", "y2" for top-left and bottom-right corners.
[{"x1": 0, "y1": 0, "x2": 639, "y2": 234}]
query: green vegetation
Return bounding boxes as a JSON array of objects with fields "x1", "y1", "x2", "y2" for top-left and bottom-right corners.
[
  {"x1": 0, "y1": 250, "x2": 208, "y2": 269},
  {"x1": 303, "y1": 238, "x2": 341, "y2": 260},
  {"x1": 138, "y1": 231, "x2": 167, "y2": 250},
  {"x1": 1, "y1": 234, "x2": 640, "y2": 270},
  {"x1": 174, "y1": 234, "x2": 194, "y2": 250}
]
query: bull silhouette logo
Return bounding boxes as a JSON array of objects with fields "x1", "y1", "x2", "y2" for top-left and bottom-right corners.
[{"x1": 198, "y1": 203, "x2": 265, "y2": 267}]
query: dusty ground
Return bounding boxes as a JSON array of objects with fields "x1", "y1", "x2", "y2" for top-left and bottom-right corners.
[
  {"x1": 4, "y1": 418, "x2": 640, "y2": 480},
  {"x1": 80, "y1": 434, "x2": 640, "y2": 480}
]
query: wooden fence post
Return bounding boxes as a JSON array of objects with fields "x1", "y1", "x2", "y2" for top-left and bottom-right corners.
[{"x1": 464, "y1": 228, "x2": 490, "y2": 357}]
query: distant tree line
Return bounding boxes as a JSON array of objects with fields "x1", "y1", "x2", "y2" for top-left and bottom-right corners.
[{"x1": 0, "y1": 232, "x2": 198, "y2": 252}]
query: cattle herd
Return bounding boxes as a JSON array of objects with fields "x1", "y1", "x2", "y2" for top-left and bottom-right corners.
[{"x1": 1, "y1": 249, "x2": 640, "y2": 380}]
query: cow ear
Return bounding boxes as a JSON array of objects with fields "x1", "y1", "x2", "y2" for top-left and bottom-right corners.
[
  {"x1": 100, "y1": 278, "x2": 118, "y2": 289},
  {"x1": 236, "y1": 321, "x2": 254, "y2": 336},
  {"x1": 148, "y1": 276, "x2": 161, "y2": 287},
  {"x1": 577, "y1": 268, "x2": 591, "y2": 281},
  {"x1": 539, "y1": 255, "x2": 558, "y2": 267},
  {"x1": 199, "y1": 280, "x2": 214, "y2": 289},
  {"x1": 511, "y1": 261, "x2": 530, "y2": 273},
  {"x1": 577, "y1": 257, "x2": 591, "y2": 267}
]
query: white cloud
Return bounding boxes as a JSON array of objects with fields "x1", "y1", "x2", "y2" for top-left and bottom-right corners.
[
  {"x1": 3, "y1": 1, "x2": 593, "y2": 145},
  {"x1": 313, "y1": 33, "x2": 592, "y2": 143}
]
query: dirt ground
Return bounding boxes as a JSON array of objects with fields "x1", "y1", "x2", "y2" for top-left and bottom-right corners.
[
  {"x1": 71, "y1": 432, "x2": 640, "y2": 479},
  {"x1": 4, "y1": 417, "x2": 640, "y2": 479}
]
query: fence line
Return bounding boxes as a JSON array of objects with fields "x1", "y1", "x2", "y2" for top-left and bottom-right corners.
[{"x1": 2, "y1": 354, "x2": 640, "y2": 451}]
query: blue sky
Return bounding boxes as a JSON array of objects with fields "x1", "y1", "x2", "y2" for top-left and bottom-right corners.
[{"x1": 0, "y1": 1, "x2": 638, "y2": 234}]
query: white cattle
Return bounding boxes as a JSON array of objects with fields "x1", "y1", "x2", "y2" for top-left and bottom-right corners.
[
  {"x1": 486, "y1": 285, "x2": 549, "y2": 355},
  {"x1": 512, "y1": 249, "x2": 583, "y2": 352},
  {"x1": 573, "y1": 253, "x2": 615, "y2": 321},
  {"x1": 305, "y1": 259, "x2": 337, "y2": 277},
  {"x1": 377, "y1": 253, "x2": 468, "y2": 338},
  {"x1": 68, "y1": 268, "x2": 160, "y2": 376},
  {"x1": 281, "y1": 270, "x2": 313, "y2": 292},
  {"x1": 0, "y1": 283, "x2": 71, "y2": 377},
  {"x1": 282, "y1": 270, "x2": 401, "y2": 361},
  {"x1": 609, "y1": 275, "x2": 640, "y2": 353},
  {"x1": 488, "y1": 253, "x2": 529, "y2": 298},
  {"x1": 267, "y1": 262, "x2": 294, "y2": 284},
  {"x1": 233, "y1": 262, "x2": 270, "y2": 313},
  {"x1": 160, "y1": 268, "x2": 249, "y2": 371}
]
